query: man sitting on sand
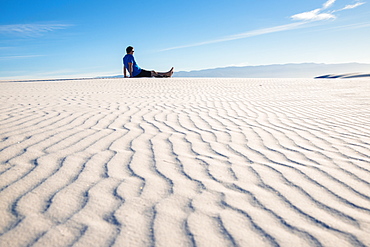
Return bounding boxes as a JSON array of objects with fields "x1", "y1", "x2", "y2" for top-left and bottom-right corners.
[{"x1": 123, "y1": 46, "x2": 174, "y2": 78}]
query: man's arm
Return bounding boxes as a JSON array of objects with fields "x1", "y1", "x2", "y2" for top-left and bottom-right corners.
[
  {"x1": 123, "y1": 66, "x2": 128, "y2": 78},
  {"x1": 128, "y1": 62, "x2": 133, "y2": 77}
]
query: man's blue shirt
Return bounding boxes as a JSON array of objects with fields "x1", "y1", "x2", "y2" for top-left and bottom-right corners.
[{"x1": 123, "y1": 54, "x2": 141, "y2": 77}]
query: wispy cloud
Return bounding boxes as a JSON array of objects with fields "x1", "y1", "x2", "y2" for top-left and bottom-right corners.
[
  {"x1": 291, "y1": 0, "x2": 365, "y2": 21},
  {"x1": 291, "y1": 9, "x2": 336, "y2": 21},
  {"x1": 339, "y1": 2, "x2": 365, "y2": 10},
  {"x1": 0, "y1": 55, "x2": 46, "y2": 60},
  {"x1": 161, "y1": 22, "x2": 307, "y2": 51},
  {"x1": 0, "y1": 23, "x2": 72, "y2": 37},
  {"x1": 323, "y1": 0, "x2": 337, "y2": 9},
  {"x1": 161, "y1": 0, "x2": 366, "y2": 51}
]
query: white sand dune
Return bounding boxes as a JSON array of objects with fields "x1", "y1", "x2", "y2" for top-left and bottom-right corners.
[{"x1": 0, "y1": 78, "x2": 370, "y2": 247}]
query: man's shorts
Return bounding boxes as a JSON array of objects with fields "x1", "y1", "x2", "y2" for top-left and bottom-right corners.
[{"x1": 134, "y1": 69, "x2": 152, "y2": 77}]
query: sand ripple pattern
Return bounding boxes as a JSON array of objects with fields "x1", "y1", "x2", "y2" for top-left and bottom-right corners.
[{"x1": 1, "y1": 78, "x2": 370, "y2": 247}]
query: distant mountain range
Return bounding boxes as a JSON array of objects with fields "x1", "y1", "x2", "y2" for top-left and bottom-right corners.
[
  {"x1": 173, "y1": 63, "x2": 370, "y2": 78},
  {"x1": 97, "y1": 63, "x2": 370, "y2": 79}
]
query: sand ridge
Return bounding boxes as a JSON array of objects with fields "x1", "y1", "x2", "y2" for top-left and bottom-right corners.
[{"x1": 0, "y1": 78, "x2": 370, "y2": 246}]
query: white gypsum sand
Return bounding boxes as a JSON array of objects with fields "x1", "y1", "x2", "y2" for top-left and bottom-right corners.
[{"x1": 0, "y1": 78, "x2": 370, "y2": 247}]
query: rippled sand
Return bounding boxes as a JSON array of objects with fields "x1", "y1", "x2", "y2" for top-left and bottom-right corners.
[{"x1": 1, "y1": 78, "x2": 370, "y2": 247}]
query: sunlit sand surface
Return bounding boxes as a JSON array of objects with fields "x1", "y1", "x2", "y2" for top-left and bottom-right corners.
[{"x1": 1, "y1": 78, "x2": 370, "y2": 246}]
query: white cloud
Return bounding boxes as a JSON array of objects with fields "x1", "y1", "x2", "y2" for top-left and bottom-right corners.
[
  {"x1": 291, "y1": 9, "x2": 336, "y2": 21},
  {"x1": 0, "y1": 55, "x2": 45, "y2": 60},
  {"x1": 229, "y1": 22, "x2": 307, "y2": 39},
  {"x1": 340, "y1": 2, "x2": 365, "y2": 10},
  {"x1": 160, "y1": 0, "x2": 366, "y2": 51},
  {"x1": 323, "y1": 0, "x2": 337, "y2": 9},
  {"x1": 0, "y1": 23, "x2": 71, "y2": 37},
  {"x1": 291, "y1": 0, "x2": 365, "y2": 21},
  {"x1": 161, "y1": 22, "x2": 307, "y2": 51}
]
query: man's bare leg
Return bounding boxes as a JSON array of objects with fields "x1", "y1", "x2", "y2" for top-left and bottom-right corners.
[{"x1": 152, "y1": 67, "x2": 174, "y2": 78}]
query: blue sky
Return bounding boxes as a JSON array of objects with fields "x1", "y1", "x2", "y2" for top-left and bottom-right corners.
[{"x1": 1, "y1": 0, "x2": 369, "y2": 79}]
